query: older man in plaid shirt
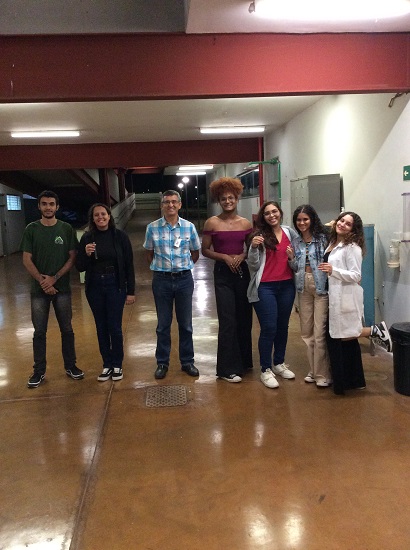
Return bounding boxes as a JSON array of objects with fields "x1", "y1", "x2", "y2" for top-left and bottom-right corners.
[{"x1": 144, "y1": 190, "x2": 201, "y2": 380}]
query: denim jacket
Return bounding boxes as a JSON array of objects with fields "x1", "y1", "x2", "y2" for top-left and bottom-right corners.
[{"x1": 289, "y1": 234, "x2": 328, "y2": 295}]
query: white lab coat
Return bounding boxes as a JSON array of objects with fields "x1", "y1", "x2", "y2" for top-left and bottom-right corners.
[{"x1": 327, "y1": 242, "x2": 364, "y2": 339}]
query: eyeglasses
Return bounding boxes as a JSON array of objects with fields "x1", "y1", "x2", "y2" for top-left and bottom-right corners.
[
  {"x1": 162, "y1": 200, "x2": 180, "y2": 206},
  {"x1": 220, "y1": 196, "x2": 236, "y2": 202},
  {"x1": 263, "y1": 209, "x2": 280, "y2": 217}
]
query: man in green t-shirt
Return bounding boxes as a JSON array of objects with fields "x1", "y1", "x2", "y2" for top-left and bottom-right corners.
[{"x1": 20, "y1": 190, "x2": 84, "y2": 388}]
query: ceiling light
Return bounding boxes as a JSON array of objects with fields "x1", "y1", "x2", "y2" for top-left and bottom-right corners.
[
  {"x1": 11, "y1": 130, "x2": 80, "y2": 138},
  {"x1": 176, "y1": 171, "x2": 206, "y2": 176},
  {"x1": 179, "y1": 165, "x2": 214, "y2": 171},
  {"x1": 200, "y1": 126, "x2": 265, "y2": 135},
  {"x1": 256, "y1": 0, "x2": 410, "y2": 21}
]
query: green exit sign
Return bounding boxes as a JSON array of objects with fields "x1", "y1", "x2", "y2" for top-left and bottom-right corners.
[{"x1": 404, "y1": 166, "x2": 410, "y2": 180}]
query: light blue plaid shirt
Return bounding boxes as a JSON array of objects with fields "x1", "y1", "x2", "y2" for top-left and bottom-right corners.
[{"x1": 143, "y1": 216, "x2": 200, "y2": 272}]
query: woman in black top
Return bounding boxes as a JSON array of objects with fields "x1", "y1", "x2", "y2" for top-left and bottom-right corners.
[{"x1": 76, "y1": 203, "x2": 135, "y2": 382}]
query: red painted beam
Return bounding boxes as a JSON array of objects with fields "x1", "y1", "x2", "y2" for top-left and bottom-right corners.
[
  {"x1": 0, "y1": 139, "x2": 259, "y2": 170},
  {"x1": 0, "y1": 33, "x2": 409, "y2": 102}
]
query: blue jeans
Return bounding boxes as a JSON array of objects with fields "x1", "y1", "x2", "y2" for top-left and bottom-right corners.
[
  {"x1": 152, "y1": 271, "x2": 194, "y2": 366},
  {"x1": 86, "y1": 273, "x2": 126, "y2": 368},
  {"x1": 253, "y1": 279, "x2": 296, "y2": 370},
  {"x1": 31, "y1": 291, "x2": 76, "y2": 374}
]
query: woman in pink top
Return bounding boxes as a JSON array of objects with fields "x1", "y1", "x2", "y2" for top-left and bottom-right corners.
[
  {"x1": 247, "y1": 202, "x2": 298, "y2": 389},
  {"x1": 202, "y1": 177, "x2": 253, "y2": 382}
]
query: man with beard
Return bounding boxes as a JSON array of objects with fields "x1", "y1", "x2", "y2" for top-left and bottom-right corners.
[{"x1": 20, "y1": 190, "x2": 84, "y2": 388}]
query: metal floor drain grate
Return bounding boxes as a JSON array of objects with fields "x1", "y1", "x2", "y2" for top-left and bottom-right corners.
[{"x1": 145, "y1": 385, "x2": 188, "y2": 408}]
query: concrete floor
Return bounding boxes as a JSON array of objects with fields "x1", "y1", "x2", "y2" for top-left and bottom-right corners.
[{"x1": 1, "y1": 212, "x2": 409, "y2": 550}]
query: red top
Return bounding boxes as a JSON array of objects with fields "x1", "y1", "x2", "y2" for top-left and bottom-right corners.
[{"x1": 261, "y1": 232, "x2": 293, "y2": 282}]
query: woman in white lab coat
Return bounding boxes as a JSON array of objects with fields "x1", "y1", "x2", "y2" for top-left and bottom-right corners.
[
  {"x1": 318, "y1": 212, "x2": 365, "y2": 394},
  {"x1": 318, "y1": 211, "x2": 391, "y2": 395},
  {"x1": 319, "y1": 212, "x2": 373, "y2": 395}
]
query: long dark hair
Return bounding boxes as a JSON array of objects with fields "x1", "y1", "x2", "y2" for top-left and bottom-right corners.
[
  {"x1": 250, "y1": 201, "x2": 283, "y2": 250},
  {"x1": 87, "y1": 203, "x2": 116, "y2": 232},
  {"x1": 293, "y1": 204, "x2": 327, "y2": 239},
  {"x1": 328, "y1": 211, "x2": 366, "y2": 255},
  {"x1": 293, "y1": 204, "x2": 329, "y2": 263}
]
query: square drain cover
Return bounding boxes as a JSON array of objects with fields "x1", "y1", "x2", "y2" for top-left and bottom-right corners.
[{"x1": 146, "y1": 385, "x2": 188, "y2": 408}]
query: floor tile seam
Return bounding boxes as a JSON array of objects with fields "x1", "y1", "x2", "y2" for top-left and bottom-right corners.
[
  {"x1": 0, "y1": 393, "x2": 87, "y2": 405},
  {"x1": 69, "y1": 382, "x2": 115, "y2": 550},
  {"x1": 0, "y1": 386, "x2": 116, "y2": 405}
]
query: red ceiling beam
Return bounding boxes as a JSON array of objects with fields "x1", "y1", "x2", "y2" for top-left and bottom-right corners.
[
  {"x1": 0, "y1": 139, "x2": 260, "y2": 171},
  {"x1": 0, "y1": 33, "x2": 409, "y2": 102}
]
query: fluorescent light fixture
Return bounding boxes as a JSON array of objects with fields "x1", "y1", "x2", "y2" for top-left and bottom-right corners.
[
  {"x1": 176, "y1": 171, "x2": 206, "y2": 176},
  {"x1": 178, "y1": 165, "x2": 214, "y2": 171},
  {"x1": 256, "y1": 0, "x2": 410, "y2": 20},
  {"x1": 11, "y1": 130, "x2": 80, "y2": 138},
  {"x1": 200, "y1": 126, "x2": 264, "y2": 135}
]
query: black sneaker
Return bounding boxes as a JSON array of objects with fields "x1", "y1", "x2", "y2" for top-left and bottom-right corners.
[
  {"x1": 97, "y1": 367, "x2": 113, "y2": 381},
  {"x1": 65, "y1": 366, "x2": 85, "y2": 380},
  {"x1": 370, "y1": 321, "x2": 392, "y2": 352},
  {"x1": 27, "y1": 372, "x2": 45, "y2": 388},
  {"x1": 112, "y1": 367, "x2": 123, "y2": 381}
]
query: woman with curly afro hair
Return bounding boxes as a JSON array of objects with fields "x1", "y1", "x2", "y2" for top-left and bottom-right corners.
[{"x1": 202, "y1": 177, "x2": 253, "y2": 383}]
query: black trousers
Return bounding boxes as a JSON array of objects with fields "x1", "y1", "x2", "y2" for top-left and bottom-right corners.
[
  {"x1": 214, "y1": 262, "x2": 253, "y2": 377},
  {"x1": 326, "y1": 332, "x2": 366, "y2": 395}
]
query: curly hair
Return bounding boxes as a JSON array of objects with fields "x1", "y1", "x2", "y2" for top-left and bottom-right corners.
[
  {"x1": 328, "y1": 211, "x2": 366, "y2": 255},
  {"x1": 250, "y1": 201, "x2": 283, "y2": 250},
  {"x1": 209, "y1": 177, "x2": 243, "y2": 202},
  {"x1": 87, "y1": 203, "x2": 116, "y2": 232}
]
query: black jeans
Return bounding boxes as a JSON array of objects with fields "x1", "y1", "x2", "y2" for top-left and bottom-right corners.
[
  {"x1": 214, "y1": 262, "x2": 253, "y2": 377},
  {"x1": 31, "y1": 291, "x2": 76, "y2": 374},
  {"x1": 86, "y1": 273, "x2": 126, "y2": 368}
]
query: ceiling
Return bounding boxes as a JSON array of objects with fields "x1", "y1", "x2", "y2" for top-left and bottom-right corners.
[
  {"x1": 2, "y1": 0, "x2": 410, "y2": 35},
  {"x1": 1, "y1": 0, "x2": 409, "y2": 185}
]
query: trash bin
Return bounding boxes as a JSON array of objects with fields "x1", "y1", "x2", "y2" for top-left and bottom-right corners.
[{"x1": 391, "y1": 323, "x2": 410, "y2": 396}]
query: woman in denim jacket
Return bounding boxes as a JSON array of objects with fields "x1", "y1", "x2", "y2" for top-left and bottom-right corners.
[{"x1": 288, "y1": 205, "x2": 332, "y2": 387}]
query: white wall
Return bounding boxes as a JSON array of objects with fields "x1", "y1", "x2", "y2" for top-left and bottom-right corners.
[
  {"x1": 264, "y1": 92, "x2": 410, "y2": 325},
  {"x1": 111, "y1": 193, "x2": 136, "y2": 230}
]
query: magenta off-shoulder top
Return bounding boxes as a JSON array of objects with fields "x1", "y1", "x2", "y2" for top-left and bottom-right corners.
[{"x1": 202, "y1": 229, "x2": 252, "y2": 255}]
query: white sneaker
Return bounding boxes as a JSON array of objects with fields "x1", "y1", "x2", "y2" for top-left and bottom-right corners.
[
  {"x1": 272, "y1": 363, "x2": 295, "y2": 379},
  {"x1": 370, "y1": 321, "x2": 392, "y2": 353},
  {"x1": 316, "y1": 379, "x2": 332, "y2": 387},
  {"x1": 219, "y1": 374, "x2": 242, "y2": 383},
  {"x1": 260, "y1": 368, "x2": 279, "y2": 388},
  {"x1": 304, "y1": 372, "x2": 315, "y2": 383}
]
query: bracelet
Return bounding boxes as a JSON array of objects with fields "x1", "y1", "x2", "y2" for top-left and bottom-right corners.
[{"x1": 54, "y1": 273, "x2": 59, "y2": 280}]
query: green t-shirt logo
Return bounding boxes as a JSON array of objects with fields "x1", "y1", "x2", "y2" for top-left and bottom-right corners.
[{"x1": 55, "y1": 236, "x2": 64, "y2": 245}]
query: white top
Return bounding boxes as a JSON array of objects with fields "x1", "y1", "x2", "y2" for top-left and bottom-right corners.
[{"x1": 327, "y1": 242, "x2": 364, "y2": 339}]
